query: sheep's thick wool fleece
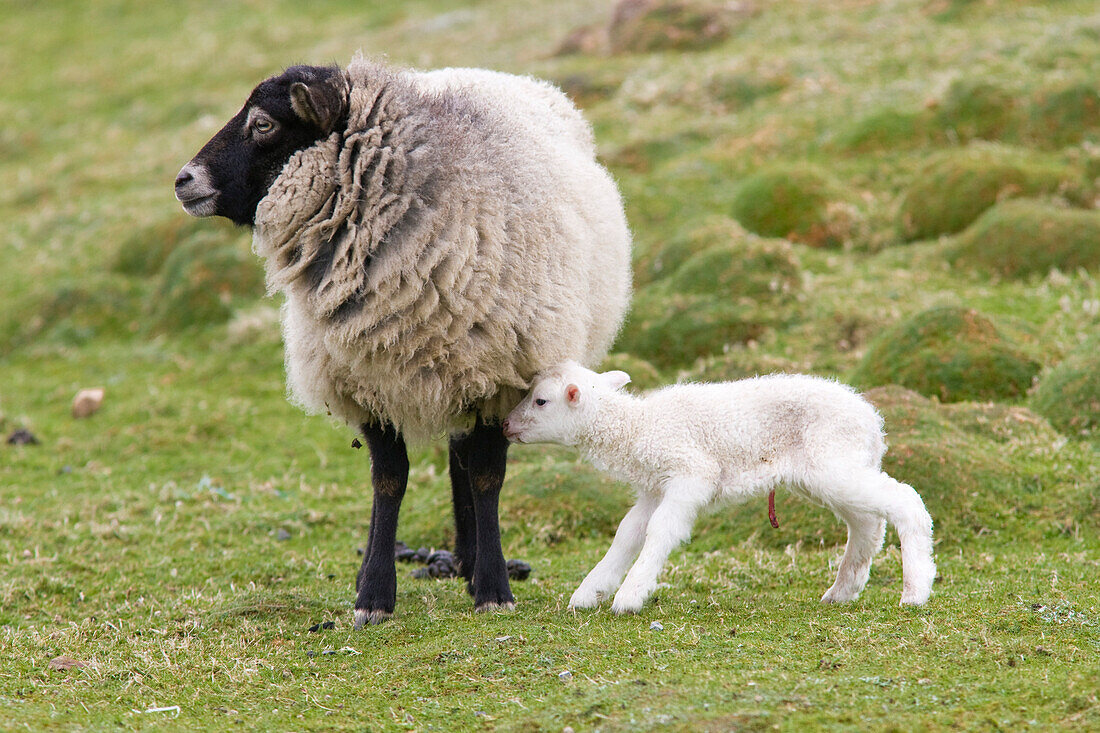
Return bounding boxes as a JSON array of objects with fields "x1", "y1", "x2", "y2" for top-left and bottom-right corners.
[{"x1": 253, "y1": 59, "x2": 631, "y2": 441}]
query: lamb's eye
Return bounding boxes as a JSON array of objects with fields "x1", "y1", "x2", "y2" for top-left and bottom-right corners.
[
  {"x1": 534, "y1": 398, "x2": 548, "y2": 407},
  {"x1": 253, "y1": 118, "x2": 274, "y2": 134}
]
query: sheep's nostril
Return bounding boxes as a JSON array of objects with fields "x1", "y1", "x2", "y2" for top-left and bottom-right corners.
[
  {"x1": 502, "y1": 418, "x2": 511, "y2": 433},
  {"x1": 175, "y1": 168, "x2": 193, "y2": 188}
]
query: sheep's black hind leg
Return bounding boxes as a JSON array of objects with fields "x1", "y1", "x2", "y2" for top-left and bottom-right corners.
[
  {"x1": 449, "y1": 439, "x2": 478, "y2": 583},
  {"x1": 450, "y1": 418, "x2": 514, "y2": 611},
  {"x1": 354, "y1": 423, "x2": 408, "y2": 628}
]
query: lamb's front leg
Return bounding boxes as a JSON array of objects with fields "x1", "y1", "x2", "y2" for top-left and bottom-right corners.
[
  {"x1": 570, "y1": 494, "x2": 658, "y2": 609},
  {"x1": 612, "y1": 480, "x2": 710, "y2": 615}
]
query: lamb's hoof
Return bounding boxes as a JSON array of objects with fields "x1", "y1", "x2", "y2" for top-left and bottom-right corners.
[
  {"x1": 353, "y1": 608, "x2": 392, "y2": 629},
  {"x1": 610, "y1": 593, "x2": 646, "y2": 615},
  {"x1": 569, "y1": 585, "x2": 607, "y2": 609},
  {"x1": 475, "y1": 601, "x2": 516, "y2": 614},
  {"x1": 899, "y1": 591, "x2": 930, "y2": 606},
  {"x1": 820, "y1": 588, "x2": 858, "y2": 604}
]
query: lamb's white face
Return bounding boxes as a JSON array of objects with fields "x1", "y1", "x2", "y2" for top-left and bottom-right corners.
[{"x1": 503, "y1": 362, "x2": 630, "y2": 446}]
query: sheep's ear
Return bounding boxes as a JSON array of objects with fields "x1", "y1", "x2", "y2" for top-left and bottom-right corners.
[
  {"x1": 565, "y1": 383, "x2": 581, "y2": 406},
  {"x1": 289, "y1": 80, "x2": 345, "y2": 133},
  {"x1": 601, "y1": 370, "x2": 631, "y2": 391}
]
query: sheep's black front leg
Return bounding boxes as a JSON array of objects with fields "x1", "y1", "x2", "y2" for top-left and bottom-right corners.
[
  {"x1": 449, "y1": 418, "x2": 514, "y2": 611},
  {"x1": 354, "y1": 422, "x2": 408, "y2": 628}
]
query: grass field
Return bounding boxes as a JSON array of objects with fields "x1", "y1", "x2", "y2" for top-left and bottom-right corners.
[{"x1": 2, "y1": 0, "x2": 1099, "y2": 729}]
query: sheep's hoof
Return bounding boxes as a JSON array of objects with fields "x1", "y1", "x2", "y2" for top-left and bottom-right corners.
[
  {"x1": 475, "y1": 601, "x2": 516, "y2": 614},
  {"x1": 353, "y1": 608, "x2": 392, "y2": 629}
]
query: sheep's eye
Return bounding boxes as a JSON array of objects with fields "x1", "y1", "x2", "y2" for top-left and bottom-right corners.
[
  {"x1": 253, "y1": 118, "x2": 274, "y2": 134},
  {"x1": 534, "y1": 398, "x2": 548, "y2": 407}
]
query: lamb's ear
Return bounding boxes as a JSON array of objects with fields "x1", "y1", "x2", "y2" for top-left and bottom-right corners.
[
  {"x1": 601, "y1": 370, "x2": 631, "y2": 391},
  {"x1": 289, "y1": 78, "x2": 346, "y2": 133},
  {"x1": 565, "y1": 384, "x2": 582, "y2": 406}
]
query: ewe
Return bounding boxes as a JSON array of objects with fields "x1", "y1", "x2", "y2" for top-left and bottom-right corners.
[
  {"x1": 504, "y1": 362, "x2": 935, "y2": 614},
  {"x1": 175, "y1": 59, "x2": 631, "y2": 625}
]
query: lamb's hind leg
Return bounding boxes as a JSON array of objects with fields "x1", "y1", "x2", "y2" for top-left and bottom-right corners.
[
  {"x1": 816, "y1": 467, "x2": 936, "y2": 606},
  {"x1": 570, "y1": 493, "x2": 658, "y2": 609},
  {"x1": 821, "y1": 509, "x2": 886, "y2": 604},
  {"x1": 881, "y1": 473, "x2": 936, "y2": 605}
]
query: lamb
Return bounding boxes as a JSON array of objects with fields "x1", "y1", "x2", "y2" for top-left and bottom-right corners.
[
  {"x1": 174, "y1": 58, "x2": 632, "y2": 626},
  {"x1": 503, "y1": 362, "x2": 936, "y2": 614}
]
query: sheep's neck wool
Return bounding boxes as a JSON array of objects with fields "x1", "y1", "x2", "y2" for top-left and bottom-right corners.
[{"x1": 251, "y1": 59, "x2": 631, "y2": 442}]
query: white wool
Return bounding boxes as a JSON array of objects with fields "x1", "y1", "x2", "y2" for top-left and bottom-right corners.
[
  {"x1": 506, "y1": 362, "x2": 936, "y2": 613},
  {"x1": 252, "y1": 59, "x2": 631, "y2": 442}
]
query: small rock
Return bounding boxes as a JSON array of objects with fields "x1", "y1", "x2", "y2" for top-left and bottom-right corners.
[
  {"x1": 48, "y1": 656, "x2": 87, "y2": 671},
  {"x1": 506, "y1": 559, "x2": 532, "y2": 581},
  {"x1": 558, "y1": 670, "x2": 573, "y2": 682},
  {"x1": 276, "y1": 528, "x2": 292, "y2": 541},
  {"x1": 71, "y1": 388, "x2": 105, "y2": 419},
  {"x1": 650, "y1": 621, "x2": 664, "y2": 631},
  {"x1": 321, "y1": 649, "x2": 337, "y2": 656},
  {"x1": 6, "y1": 429, "x2": 39, "y2": 445}
]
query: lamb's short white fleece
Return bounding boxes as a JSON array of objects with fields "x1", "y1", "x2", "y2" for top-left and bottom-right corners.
[{"x1": 504, "y1": 362, "x2": 936, "y2": 614}]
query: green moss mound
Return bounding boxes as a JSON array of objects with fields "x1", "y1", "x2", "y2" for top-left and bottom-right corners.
[
  {"x1": 941, "y1": 401, "x2": 1059, "y2": 444},
  {"x1": 1027, "y1": 81, "x2": 1100, "y2": 148},
  {"x1": 950, "y1": 199, "x2": 1100, "y2": 278},
  {"x1": 1031, "y1": 336, "x2": 1100, "y2": 438},
  {"x1": 836, "y1": 108, "x2": 932, "y2": 152},
  {"x1": 607, "y1": 0, "x2": 744, "y2": 54},
  {"x1": 937, "y1": 79, "x2": 1018, "y2": 142},
  {"x1": 149, "y1": 239, "x2": 265, "y2": 332},
  {"x1": 637, "y1": 217, "x2": 746, "y2": 285},
  {"x1": 730, "y1": 164, "x2": 851, "y2": 247},
  {"x1": 850, "y1": 306, "x2": 1040, "y2": 402},
  {"x1": 665, "y1": 237, "x2": 801, "y2": 299},
  {"x1": 898, "y1": 147, "x2": 1083, "y2": 241},
  {"x1": 1, "y1": 274, "x2": 144, "y2": 353},
  {"x1": 614, "y1": 288, "x2": 767, "y2": 369},
  {"x1": 113, "y1": 217, "x2": 236, "y2": 277}
]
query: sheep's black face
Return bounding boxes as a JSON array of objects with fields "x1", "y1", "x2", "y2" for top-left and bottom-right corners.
[{"x1": 175, "y1": 65, "x2": 348, "y2": 226}]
